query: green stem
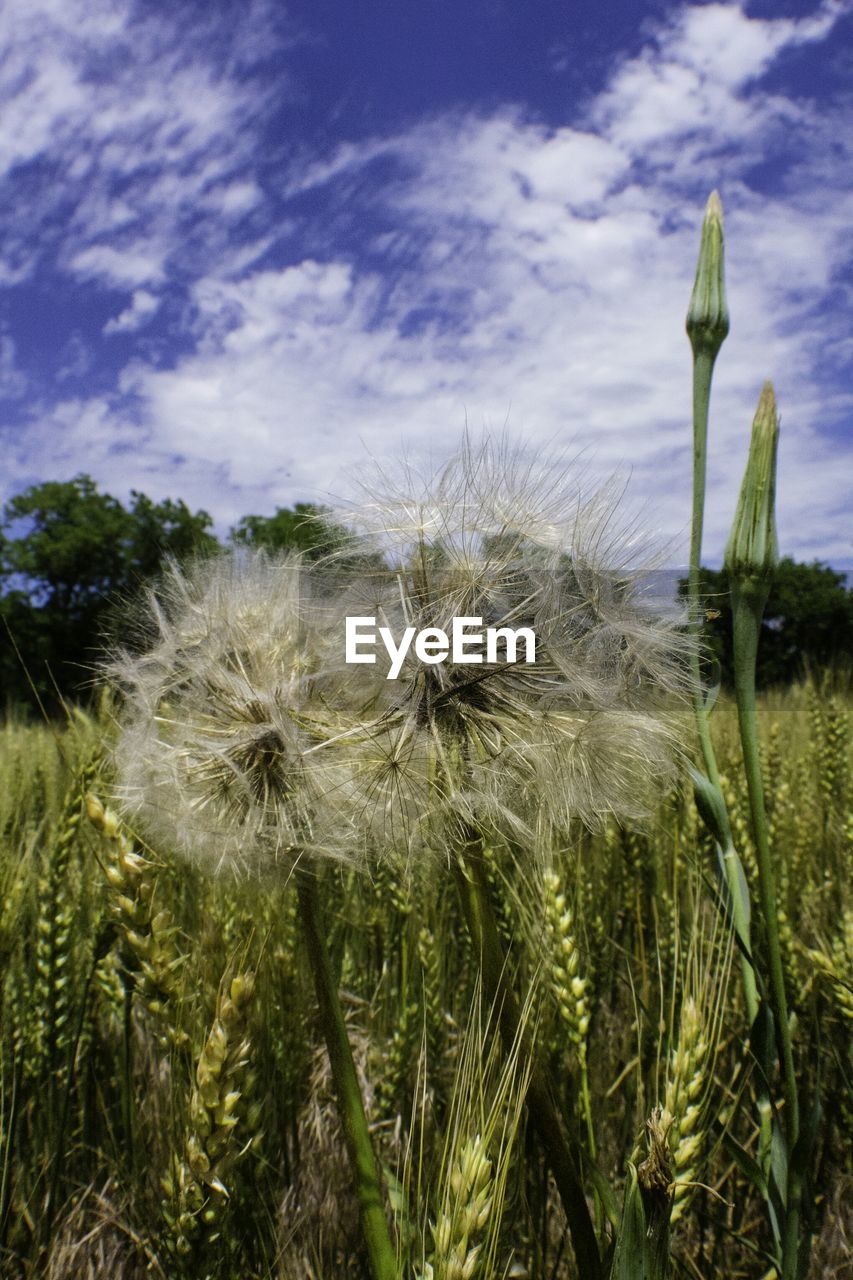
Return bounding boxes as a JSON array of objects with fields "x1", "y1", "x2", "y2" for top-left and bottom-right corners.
[
  {"x1": 296, "y1": 868, "x2": 397, "y2": 1280},
  {"x1": 0, "y1": 1058, "x2": 18, "y2": 1250},
  {"x1": 43, "y1": 950, "x2": 100, "y2": 1246},
  {"x1": 452, "y1": 847, "x2": 603, "y2": 1280},
  {"x1": 730, "y1": 584, "x2": 801, "y2": 1278},
  {"x1": 121, "y1": 975, "x2": 135, "y2": 1177},
  {"x1": 688, "y1": 348, "x2": 760, "y2": 1027},
  {"x1": 580, "y1": 1054, "x2": 605, "y2": 1237},
  {"x1": 688, "y1": 349, "x2": 714, "y2": 671},
  {"x1": 579, "y1": 1055, "x2": 596, "y2": 1162},
  {"x1": 688, "y1": 348, "x2": 725, "y2": 794}
]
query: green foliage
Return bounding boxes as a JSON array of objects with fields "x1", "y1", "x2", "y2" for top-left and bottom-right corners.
[
  {"x1": 125, "y1": 489, "x2": 220, "y2": 579},
  {"x1": 680, "y1": 558, "x2": 853, "y2": 688},
  {"x1": 230, "y1": 502, "x2": 347, "y2": 559},
  {"x1": 0, "y1": 686, "x2": 848, "y2": 1278},
  {"x1": 0, "y1": 478, "x2": 384, "y2": 712},
  {"x1": 1, "y1": 476, "x2": 130, "y2": 612},
  {"x1": 0, "y1": 475, "x2": 218, "y2": 709}
]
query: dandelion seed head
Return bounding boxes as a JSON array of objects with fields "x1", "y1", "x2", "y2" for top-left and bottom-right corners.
[
  {"x1": 109, "y1": 435, "x2": 694, "y2": 874},
  {"x1": 331, "y1": 435, "x2": 693, "y2": 857},
  {"x1": 109, "y1": 551, "x2": 353, "y2": 878}
]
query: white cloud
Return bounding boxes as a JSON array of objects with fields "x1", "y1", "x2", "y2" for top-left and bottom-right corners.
[
  {"x1": 103, "y1": 289, "x2": 160, "y2": 334},
  {"x1": 0, "y1": 53, "x2": 89, "y2": 175},
  {"x1": 3, "y1": 1, "x2": 852, "y2": 568},
  {"x1": 206, "y1": 180, "x2": 264, "y2": 216},
  {"x1": 0, "y1": 0, "x2": 283, "y2": 290},
  {"x1": 71, "y1": 247, "x2": 165, "y2": 291},
  {"x1": 591, "y1": 0, "x2": 844, "y2": 148}
]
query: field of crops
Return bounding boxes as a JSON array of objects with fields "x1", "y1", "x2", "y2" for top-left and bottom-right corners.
[{"x1": 0, "y1": 678, "x2": 849, "y2": 1280}]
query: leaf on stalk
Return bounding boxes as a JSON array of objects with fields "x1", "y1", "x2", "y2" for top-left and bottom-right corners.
[
  {"x1": 716, "y1": 1126, "x2": 767, "y2": 1198},
  {"x1": 690, "y1": 767, "x2": 730, "y2": 848},
  {"x1": 790, "y1": 1092, "x2": 821, "y2": 1183},
  {"x1": 703, "y1": 658, "x2": 722, "y2": 715}
]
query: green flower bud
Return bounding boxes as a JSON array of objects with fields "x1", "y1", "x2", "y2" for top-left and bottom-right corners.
[
  {"x1": 724, "y1": 381, "x2": 780, "y2": 587},
  {"x1": 686, "y1": 190, "x2": 730, "y2": 360}
]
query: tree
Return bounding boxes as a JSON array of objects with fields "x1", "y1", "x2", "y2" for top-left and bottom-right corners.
[
  {"x1": 1, "y1": 476, "x2": 130, "y2": 614},
  {"x1": 230, "y1": 503, "x2": 385, "y2": 579},
  {"x1": 1, "y1": 475, "x2": 218, "y2": 709},
  {"x1": 679, "y1": 557, "x2": 853, "y2": 688},
  {"x1": 229, "y1": 503, "x2": 348, "y2": 559},
  {"x1": 126, "y1": 490, "x2": 220, "y2": 581}
]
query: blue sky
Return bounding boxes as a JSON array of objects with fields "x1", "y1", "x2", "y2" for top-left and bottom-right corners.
[{"x1": 1, "y1": 0, "x2": 851, "y2": 566}]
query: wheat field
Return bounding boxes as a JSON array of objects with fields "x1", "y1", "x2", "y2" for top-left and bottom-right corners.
[{"x1": 0, "y1": 678, "x2": 848, "y2": 1280}]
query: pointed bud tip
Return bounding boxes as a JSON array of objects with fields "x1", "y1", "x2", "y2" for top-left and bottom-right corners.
[
  {"x1": 706, "y1": 190, "x2": 723, "y2": 224},
  {"x1": 687, "y1": 192, "x2": 729, "y2": 357},
  {"x1": 724, "y1": 381, "x2": 780, "y2": 586},
  {"x1": 756, "y1": 380, "x2": 777, "y2": 418}
]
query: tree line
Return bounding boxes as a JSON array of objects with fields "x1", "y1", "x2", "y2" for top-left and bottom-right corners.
[
  {"x1": 1, "y1": 474, "x2": 850, "y2": 712},
  {"x1": 0, "y1": 475, "x2": 335, "y2": 711}
]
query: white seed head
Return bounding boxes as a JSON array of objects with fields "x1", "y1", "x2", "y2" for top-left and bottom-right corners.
[
  {"x1": 109, "y1": 551, "x2": 353, "y2": 878},
  {"x1": 332, "y1": 436, "x2": 693, "y2": 857},
  {"x1": 107, "y1": 437, "x2": 694, "y2": 874}
]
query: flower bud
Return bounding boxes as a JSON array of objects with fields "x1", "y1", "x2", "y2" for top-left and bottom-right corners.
[
  {"x1": 686, "y1": 190, "x2": 730, "y2": 360},
  {"x1": 723, "y1": 382, "x2": 779, "y2": 588}
]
